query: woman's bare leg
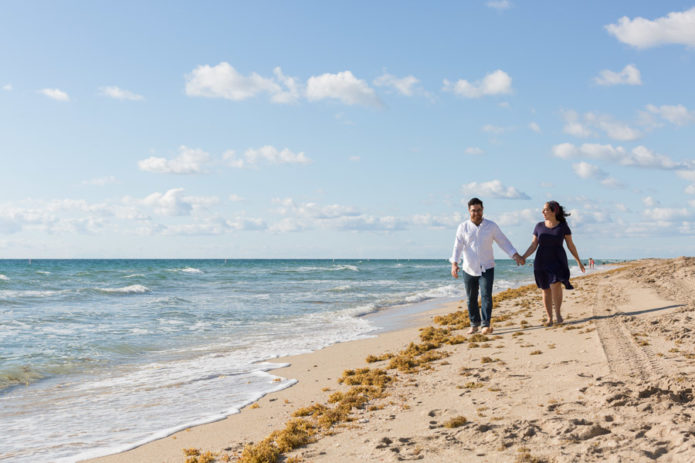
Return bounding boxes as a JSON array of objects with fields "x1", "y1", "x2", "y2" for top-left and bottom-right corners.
[
  {"x1": 551, "y1": 282, "x2": 564, "y2": 323},
  {"x1": 542, "y1": 288, "x2": 553, "y2": 325}
]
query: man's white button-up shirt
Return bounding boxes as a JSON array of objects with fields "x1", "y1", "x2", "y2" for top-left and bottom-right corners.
[{"x1": 449, "y1": 218, "x2": 518, "y2": 276}]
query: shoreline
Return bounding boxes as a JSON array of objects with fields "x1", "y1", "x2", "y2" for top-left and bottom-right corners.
[{"x1": 79, "y1": 262, "x2": 649, "y2": 463}]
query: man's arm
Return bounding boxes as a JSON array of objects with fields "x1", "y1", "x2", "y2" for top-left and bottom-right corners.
[
  {"x1": 450, "y1": 224, "x2": 464, "y2": 278},
  {"x1": 492, "y1": 223, "x2": 524, "y2": 265}
]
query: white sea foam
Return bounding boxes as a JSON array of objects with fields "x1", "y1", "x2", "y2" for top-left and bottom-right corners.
[
  {"x1": 36, "y1": 271, "x2": 51, "y2": 275},
  {"x1": 0, "y1": 274, "x2": 9, "y2": 281},
  {"x1": 123, "y1": 273, "x2": 145, "y2": 279},
  {"x1": 181, "y1": 267, "x2": 203, "y2": 274},
  {"x1": 0, "y1": 289, "x2": 64, "y2": 298},
  {"x1": 97, "y1": 285, "x2": 150, "y2": 294}
]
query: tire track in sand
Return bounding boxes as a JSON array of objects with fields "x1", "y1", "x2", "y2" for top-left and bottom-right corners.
[{"x1": 592, "y1": 279, "x2": 664, "y2": 380}]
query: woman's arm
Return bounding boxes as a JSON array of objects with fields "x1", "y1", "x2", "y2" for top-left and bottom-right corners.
[
  {"x1": 521, "y1": 235, "x2": 539, "y2": 260},
  {"x1": 564, "y1": 234, "x2": 585, "y2": 273}
]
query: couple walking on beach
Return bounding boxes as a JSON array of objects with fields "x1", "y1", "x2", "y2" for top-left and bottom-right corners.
[{"x1": 450, "y1": 197, "x2": 585, "y2": 333}]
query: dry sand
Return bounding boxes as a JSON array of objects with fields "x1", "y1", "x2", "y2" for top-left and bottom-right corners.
[{"x1": 85, "y1": 257, "x2": 695, "y2": 463}]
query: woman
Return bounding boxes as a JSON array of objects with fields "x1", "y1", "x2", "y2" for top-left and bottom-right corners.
[{"x1": 521, "y1": 201, "x2": 585, "y2": 325}]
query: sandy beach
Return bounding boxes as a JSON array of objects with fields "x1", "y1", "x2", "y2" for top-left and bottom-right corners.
[{"x1": 85, "y1": 257, "x2": 695, "y2": 463}]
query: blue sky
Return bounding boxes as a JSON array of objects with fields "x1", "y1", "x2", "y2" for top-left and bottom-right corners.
[{"x1": 1, "y1": 1, "x2": 694, "y2": 259}]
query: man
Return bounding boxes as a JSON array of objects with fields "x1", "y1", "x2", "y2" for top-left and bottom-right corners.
[{"x1": 450, "y1": 197, "x2": 524, "y2": 335}]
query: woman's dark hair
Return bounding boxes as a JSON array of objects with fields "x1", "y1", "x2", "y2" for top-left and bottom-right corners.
[
  {"x1": 547, "y1": 201, "x2": 570, "y2": 223},
  {"x1": 468, "y1": 197, "x2": 483, "y2": 208}
]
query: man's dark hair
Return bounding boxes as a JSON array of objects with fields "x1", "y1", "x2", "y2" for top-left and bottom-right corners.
[{"x1": 468, "y1": 197, "x2": 483, "y2": 208}]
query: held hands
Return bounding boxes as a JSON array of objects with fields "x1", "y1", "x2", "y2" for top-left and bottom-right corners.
[{"x1": 513, "y1": 253, "x2": 526, "y2": 266}]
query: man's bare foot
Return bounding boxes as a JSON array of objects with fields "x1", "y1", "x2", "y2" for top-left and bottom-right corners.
[
  {"x1": 467, "y1": 326, "x2": 479, "y2": 334},
  {"x1": 481, "y1": 326, "x2": 493, "y2": 335}
]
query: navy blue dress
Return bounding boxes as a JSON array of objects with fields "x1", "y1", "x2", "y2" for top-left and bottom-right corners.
[{"x1": 533, "y1": 221, "x2": 573, "y2": 290}]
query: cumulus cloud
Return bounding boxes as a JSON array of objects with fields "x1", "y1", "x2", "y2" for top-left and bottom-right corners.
[
  {"x1": 643, "y1": 207, "x2": 691, "y2": 221},
  {"x1": 443, "y1": 70, "x2": 512, "y2": 98},
  {"x1": 138, "y1": 146, "x2": 211, "y2": 174},
  {"x1": 185, "y1": 62, "x2": 300, "y2": 103},
  {"x1": 224, "y1": 146, "x2": 311, "y2": 168},
  {"x1": 39, "y1": 88, "x2": 69, "y2": 101},
  {"x1": 465, "y1": 147, "x2": 484, "y2": 155},
  {"x1": 373, "y1": 73, "x2": 420, "y2": 96},
  {"x1": 2, "y1": 84, "x2": 11, "y2": 91},
  {"x1": 645, "y1": 104, "x2": 695, "y2": 126},
  {"x1": 528, "y1": 122, "x2": 541, "y2": 133},
  {"x1": 461, "y1": 180, "x2": 530, "y2": 200},
  {"x1": 605, "y1": 7, "x2": 695, "y2": 49},
  {"x1": 561, "y1": 110, "x2": 641, "y2": 141},
  {"x1": 496, "y1": 208, "x2": 537, "y2": 226},
  {"x1": 229, "y1": 194, "x2": 245, "y2": 202},
  {"x1": 573, "y1": 161, "x2": 605, "y2": 179},
  {"x1": 99, "y1": 86, "x2": 144, "y2": 101},
  {"x1": 552, "y1": 143, "x2": 693, "y2": 170},
  {"x1": 306, "y1": 71, "x2": 381, "y2": 107},
  {"x1": 137, "y1": 189, "x2": 218, "y2": 216},
  {"x1": 594, "y1": 64, "x2": 642, "y2": 86},
  {"x1": 486, "y1": 0, "x2": 512, "y2": 11}
]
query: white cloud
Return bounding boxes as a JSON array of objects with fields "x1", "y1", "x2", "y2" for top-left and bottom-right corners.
[
  {"x1": 141, "y1": 188, "x2": 192, "y2": 216},
  {"x1": 138, "y1": 146, "x2": 211, "y2": 174},
  {"x1": 225, "y1": 146, "x2": 311, "y2": 168},
  {"x1": 306, "y1": 71, "x2": 381, "y2": 107},
  {"x1": 99, "y1": 86, "x2": 144, "y2": 101},
  {"x1": 2, "y1": 84, "x2": 11, "y2": 91},
  {"x1": 553, "y1": 142, "x2": 692, "y2": 170},
  {"x1": 562, "y1": 110, "x2": 641, "y2": 141},
  {"x1": 39, "y1": 88, "x2": 69, "y2": 101},
  {"x1": 643, "y1": 207, "x2": 691, "y2": 221},
  {"x1": 81, "y1": 176, "x2": 117, "y2": 186},
  {"x1": 642, "y1": 196, "x2": 658, "y2": 207},
  {"x1": 688, "y1": 185, "x2": 695, "y2": 195},
  {"x1": 461, "y1": 180, "x2": 530, "y2": 200},
  {"x1": 496, "y1": 208, "x2": 537, "y2": 226},
  {"x1": 137, "y1": 189, "x2": 218, "y2": 217},
  {"x1": 229, "y1": 194, "x2": 245, "y2": 202},
  {"x1": 185, "y1": 62, "x2": 300, "y2": 103},
  {"x1": 551, "y1": 142, "x2": 625, "y2": 161},
  {"x1": 270, "y1": 67, "x2": 301, "y2": 103},
  {"x1": 528, "y1": 122, "x2": 541, "y2": 133},
  {"x1": 623, "y1": 145, "x2": 686, "y2": 169},
  {"x1": 273, "y1": 197, "x2": 359, "y2": 219},
  {"x1": 373, "y1": 73, "x2": 420, "y2": 96},
  {"x1": 486, "y1": 0, "x2": 512, "y2": 11},
  {"x1": 443, "y1": 70, "x2": 512, "y2": 98},
  {"x1": 573, "y1": 161, "x2": 606, "y2": 179},
  {"x1": 677, "y1": 170, "x2": 695, "y2": 182},
  {"x1": 465, "y1": 147, "x2": 484, "y2": 155},
  {"x1": 482, "y1": 124, "x2": 507, "y2": 134},
  {"x1": 594, "y1": 64, "x2": 642, "y2": 86},
  {"x1": 562, "y1": 110, "x2": 594, "y2": 138},
  {"x1": 645, "y1": 104, "x2": 695, "y2": 126},
  {"x1": 605, "y1": 7, "x2": 695, "y2": 49}
]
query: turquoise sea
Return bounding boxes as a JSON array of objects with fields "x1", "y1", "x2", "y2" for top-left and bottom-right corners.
[{"x1": 0, "y1": 258, "x2": 605, "y2": 462}]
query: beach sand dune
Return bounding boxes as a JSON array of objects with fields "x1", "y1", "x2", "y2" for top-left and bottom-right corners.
[{"x1": 86, "y1": 258, "x2": 695, "y2": 463}]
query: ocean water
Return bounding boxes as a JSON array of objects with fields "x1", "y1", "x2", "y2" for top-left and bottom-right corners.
[{"x1": 0, "y1": 259, "x2": 600, "y2": 462}]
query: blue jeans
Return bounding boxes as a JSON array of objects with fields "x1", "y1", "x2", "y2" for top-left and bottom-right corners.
[{"x1": 463, "y1": 268, "x2": 494, "y2": 327}]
